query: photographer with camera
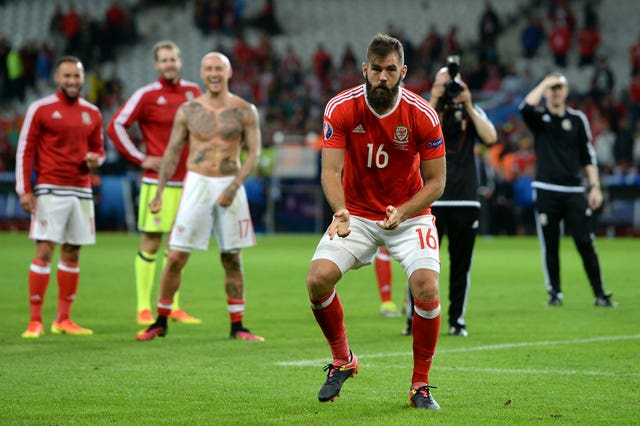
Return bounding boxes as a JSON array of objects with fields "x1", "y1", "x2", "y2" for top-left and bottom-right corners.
[{"x1": 397, "y1": 57, "x2": 497, "y2": 336}]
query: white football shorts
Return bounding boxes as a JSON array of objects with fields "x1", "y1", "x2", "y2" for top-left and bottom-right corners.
[
  {"x1": 168, "y1": 171, "x2": 256, "y2": 252},
  {"x1": 30, "y1": 185, "x2": 96, "y2": 245},
  {"x1": 311, "y1": 214, "x2": 440, "y2": 278}
]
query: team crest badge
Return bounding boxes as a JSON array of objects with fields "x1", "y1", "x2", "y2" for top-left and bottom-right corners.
[
  {"x1": 561, "y1": 119, "x2": 572, "y2": 131},
  {"x1": 176, "y1": 225, "x2": 184, "y2": 234},
  {"x1": 186, "y1": 91, "x2": 195, "y2": 101},
  {"x1": 394, "y1": 126, "x2": 408, "y2": 142},
  {"x1": 392, "y1": 126, "x2": 409, "y2": 150},
  {"x1": 39, "y1": 219, "x2": 47, "y2": 228},
  {"x1": 81, "y1": 111, "x2": 91, "y2": 125}
]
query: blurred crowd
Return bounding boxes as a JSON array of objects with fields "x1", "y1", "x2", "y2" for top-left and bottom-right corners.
[{"x1": 2, "y1": 0, "x2": 640, "y2": 234}]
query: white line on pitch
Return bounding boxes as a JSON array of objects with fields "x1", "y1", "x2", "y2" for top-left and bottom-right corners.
[
  {"x1": 426, "y1": 366, "x2": 640, "y2": 377},
  {"x1": 276, "y1": 334, "x2": 640, "y2": 367}
]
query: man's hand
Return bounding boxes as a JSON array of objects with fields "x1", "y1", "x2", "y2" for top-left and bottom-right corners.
[
  {"x1": 452, "y1": 80, "x2": 472, "y2": 109},
  {"x1": 588, "y1": 186, "x2": 603, "y2": 210},
  {"x1": 543, "y1": 74, "x2": 567, "y2": 89},
  {"x1": 376, "y1": 205, "x2": 402, "y2": 230},
  {"x1": 19, "y1": 192, "x2": 36, "y2": 214},
  {"x1": 149, "y1": 194, "x2": 163, "y2": 214},
  {"x1": 141, "y1": 156, "x2": 162, "y2": 172},
  {"x1": 217, "y1": 183, "x2": 238, "y2": 207},
  {"x1": 328, "y1": 208, "x2": 351, "y2": 239},
  {"x1": 85, "y1": 152, "x2": 99, "y2": 169}
]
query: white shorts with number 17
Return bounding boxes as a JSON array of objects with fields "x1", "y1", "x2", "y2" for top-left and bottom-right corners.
[
  {"x1": 168, "y1": 171, "x2": 256, "y2": 252},
  {"x1": 311, "y1": 214, "x2": 440, "y2": 278}
]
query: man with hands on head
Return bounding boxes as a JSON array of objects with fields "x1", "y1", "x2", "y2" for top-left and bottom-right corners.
[{"x1": 520, "y1": 72, "x2": 616, "y2": 307}]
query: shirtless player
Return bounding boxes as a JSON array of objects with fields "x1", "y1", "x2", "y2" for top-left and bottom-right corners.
[{"x1": 136, "y1": 52, "x2": 264, "y2": 341}]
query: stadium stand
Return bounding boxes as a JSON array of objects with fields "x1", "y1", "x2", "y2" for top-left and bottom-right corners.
[{"x1": 1, "y1": 0, "x2": 639, "y2": 235}]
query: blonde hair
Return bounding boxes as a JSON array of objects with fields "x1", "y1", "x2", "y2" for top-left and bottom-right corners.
[{"x1": 153, "y1": 40, "x2": 181, "y2": 61}]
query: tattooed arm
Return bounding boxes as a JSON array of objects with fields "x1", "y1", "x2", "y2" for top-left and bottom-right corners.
[
  {"x1": 218, "y1": 103, "x2": 262, "y2": 207},
  {"x1": 149, "y1": 105, "x2": 189, "y2": 214}
]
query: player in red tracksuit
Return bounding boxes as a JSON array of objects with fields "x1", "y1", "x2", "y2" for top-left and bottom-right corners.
[
  {"x1": 106, "y1": 40, "x2": 202, "y2": 326},
  {"x1": 16, "y1": 56, "x2": 105, "y2": 338}
]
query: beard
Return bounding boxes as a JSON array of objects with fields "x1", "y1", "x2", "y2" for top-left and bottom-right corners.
[
  {"x1": 366, "y1": 76, "x2": 400, "y2": 111},
  {"x1": 60, "y1": 86, "x2": 80, "y2": 101}
]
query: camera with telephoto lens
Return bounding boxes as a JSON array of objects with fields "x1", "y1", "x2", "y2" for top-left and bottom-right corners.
[{"x1": 443, "y1": 55, "x2": 463, "y2": 104}]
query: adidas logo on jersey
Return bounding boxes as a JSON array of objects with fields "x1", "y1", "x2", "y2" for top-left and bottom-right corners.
[
  {"x1": 52, "y1": 111, "x2": 62, "y2": 119},
  {"x1": 157, "y1": 96, "x2": 168, "y2": 105},
  {"x1": 352, "y1": 124, "x2": 365, "y2": 133}
]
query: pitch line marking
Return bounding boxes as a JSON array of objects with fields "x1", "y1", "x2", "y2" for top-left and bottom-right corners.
[
  {"x1": 276, "y1": 334, "x2": 640, "y2": 367},
  {"x1": 418, "y1": 366, "x2": 640, "y2": 377}
]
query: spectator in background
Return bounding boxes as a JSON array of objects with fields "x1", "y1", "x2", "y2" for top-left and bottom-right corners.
[
  {"x1": 35, "y1": 42, "x2": 55, "y2": 95},
  {"x1": 584, "y1": 0, "x2": 600, "y2": 28},
  {"x1": 590, "y1": 56, "x2": 615, "y2": 103},
  {"x1": 577, "y1": 22, "x2": 601, "y2": 67},
  {"x1": 482, "y1": 63, "x2": 503, "y2": 92},
  {"x1": 311, "y1": 42, "x2": 333, "y2": 88},
  {"x1": 478, "y1": 1, "x2": 501, "y2": 47},
  {"x1": 549, "y1": 20, "x2": 571, "y2": 68},
  {"x1": 547, "y1": 0, "x2": 576, "y2": 36},
  {"x1": 0, "y1": 128, "x2": 15, "y2": 171},
  {"x1": 418, "y1": 24, "x2": 443, "y2": 71},
  {"x1": 511, "y1": 138, "x2": 536, "y2": 235},
  {"x1": 249, "y1": 0, "x2": 282, "y2": 35},
  {"x1": 630, "y1": 32, "x2": 640, "y2": 73},
  {"x1": 280, "y1": 43, "x2": 303, "y2": 89},
  {"x1": 521, "y1": 14, "x2": 545, "y2": 59},
  {"x1": 6, "y1": 40, "x2": 25, "y2": 105},
  {"x1": 593, "y1": 118, "x2": 616, "y2": 174},
  {"x1": 106, "y1": 41, "x2": 202, "y2": 326},
  {"x1": 613, "y1": 115, "x2": 634, "y2": 174},
  {"x1": 105, "y1": 0, "x2": 127, "y2": 44},
  {"x1": 0, "y1": 37, "x2": 9, "y2": 104},
  {"x1": 633, "y1": 121, "x2": 640, "y2": 169},
  {"x1": 16, "y1": 56, "x2": 105, "y2": 338},
  {"x1": 445, "y1": 25, "x2": 461, "y2": 56},
  {"x1": 61, "y1": 4, "x2": 81, "y2": 55},
  {"x1": 629, "y1": 68, "x2": 640, "y2": 131}
]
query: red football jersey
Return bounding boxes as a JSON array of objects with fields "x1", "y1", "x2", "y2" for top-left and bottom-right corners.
[
  {"x1": 322, "y1": 84, "x2": 445, "y2": 220},
  {"x1": 106, "y1": 78, "x2": 201, "y2": 184},
  {"x1": 16, "y1": 90, "x2": 105, "y2": 196}
]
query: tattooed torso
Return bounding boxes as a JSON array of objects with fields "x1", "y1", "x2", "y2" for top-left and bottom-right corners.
[{"x1": 182, "y1": 99, "x2": 249, "y2": 177}]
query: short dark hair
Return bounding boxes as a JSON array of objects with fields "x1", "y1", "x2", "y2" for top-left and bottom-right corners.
[
  {"x1": 366, "y1": 33, "x2": 404, "y2": 66},
  {"x1": 55, "y1": 55, "x2": 83, "y2": 70}
]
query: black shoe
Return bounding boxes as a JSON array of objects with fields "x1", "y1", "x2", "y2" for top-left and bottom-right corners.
[
  {"x1": 401, "y1": 322, "x2": 412, "y2": 336},
  {"x1": 547, "y1": 292, "x2": 563, "y2": 306},
  {"x1": 409, "y1": 385, "x2": 440, "y2": 410},
  {"x1": 594, "y1": 293, "x2": 618, "y2": 307},
  {"x1": 317, "y1": 351, "x2": 359, "y2": 402},
  {"x1": 448, "y1": 325, "x2": 469, "y2": 337}
]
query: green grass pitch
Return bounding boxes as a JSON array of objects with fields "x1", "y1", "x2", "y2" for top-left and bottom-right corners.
[{"x1": 1, "y1": 232, "x2": 638, "y2": 424}]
